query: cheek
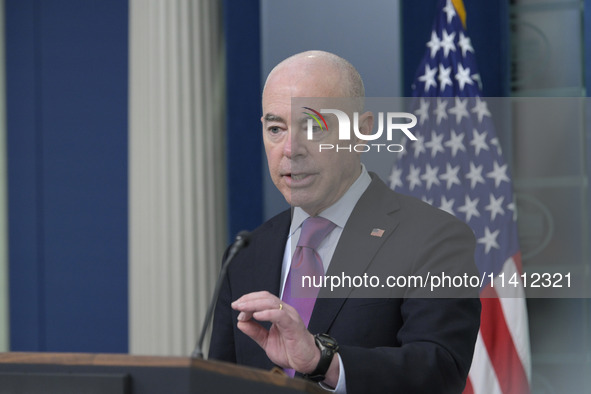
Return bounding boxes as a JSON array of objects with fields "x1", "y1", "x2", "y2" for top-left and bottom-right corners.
[
  {"x1": 264, "y1": 144, "x2": 279, "y2": 166},
  {"x1": 321, "y1": 152, "x2": 357, "y2": 179},
  {"x1": 265, "y1": 148, "x2": 285, "y2": 182},
  {"x1": 315, "y1": 150, "x2": 339, "y2": 171}
]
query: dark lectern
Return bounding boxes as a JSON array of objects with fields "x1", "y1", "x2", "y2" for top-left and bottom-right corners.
[{"x1": 0, "y1": 353, "x2": 325, "y2": 394}]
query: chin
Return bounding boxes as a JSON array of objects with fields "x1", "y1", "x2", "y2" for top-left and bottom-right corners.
[{"x1": 289, "y1": 197, "x2": 319, "y2": 212}]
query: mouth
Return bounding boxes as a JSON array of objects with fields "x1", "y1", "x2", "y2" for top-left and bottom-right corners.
[
  {"x1": 282, "y1": 172, "x2": 316, "y2": 187},
  {"x1": 291, "y1": 173, "x2": 311, "y2": 181}
]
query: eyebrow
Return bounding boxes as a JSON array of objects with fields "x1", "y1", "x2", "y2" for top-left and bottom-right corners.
[{"x1": 263, "y1": 113, "x2": 286, "y2": 123}]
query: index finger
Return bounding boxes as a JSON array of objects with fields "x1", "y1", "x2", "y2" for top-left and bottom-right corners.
[
  {"x1": 232, "y1": 291, "x2": 281, "y2": 313},
  {"x1": 232, "y1": 291, "x2": 278, "y2": 308}
]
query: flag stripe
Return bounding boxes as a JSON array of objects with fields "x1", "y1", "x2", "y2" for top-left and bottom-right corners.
[
  {"x1": 480, "y1": 293, "x2": 529, "y2": 394},
  {"x1": 492, "y1": 254, "x2": 531, "y2": 379},
  {"x1": 464, "y1": 377, "x2": 474, "y2": 394},
  {"x1": 469, "y1": 331, "x2": 503, "y2": 394},
  {"x1": 497, "y1": 254, "x2": 531, "y2": 382},
  {"x1": 499, "y1": 295, "x2": 531, "y2": 382}
]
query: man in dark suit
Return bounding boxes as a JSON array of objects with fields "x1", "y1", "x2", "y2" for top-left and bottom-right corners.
[{"x1": 209, "y1": 50, "x2": 480, "y2": 393}]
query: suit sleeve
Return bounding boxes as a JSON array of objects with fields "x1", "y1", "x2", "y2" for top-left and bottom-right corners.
[{"x1": 338, "y1": 218, "x2": 481, "y2": 394}]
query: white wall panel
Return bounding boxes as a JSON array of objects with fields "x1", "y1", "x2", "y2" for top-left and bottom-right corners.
[{"x1": 129, "y1": 0, "x2": 226, "y2": 356}]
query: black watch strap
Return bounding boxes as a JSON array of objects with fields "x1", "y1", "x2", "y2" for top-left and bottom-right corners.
[{"x1": 303, "y1": 333, "x2": 339, "y2": 382}]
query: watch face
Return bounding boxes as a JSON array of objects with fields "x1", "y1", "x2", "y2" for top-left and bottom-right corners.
[{"x1": 317, "y1": 333, "x2": 339, "y2": 351}]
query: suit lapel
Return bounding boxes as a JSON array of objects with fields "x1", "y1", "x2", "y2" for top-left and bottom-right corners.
[
  {"x1": 308, "y1": 176, "x2": 401, "y2": 334},
  {"x1": 249, "y1": 210, "x2": 291, "y2": 298}
]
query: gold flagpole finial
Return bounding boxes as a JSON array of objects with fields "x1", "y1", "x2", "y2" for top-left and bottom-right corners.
[{"x1": 451, "y1": 0, "x2": 467, "y2": 29}]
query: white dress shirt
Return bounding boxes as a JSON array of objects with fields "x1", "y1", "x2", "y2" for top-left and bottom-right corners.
[{"x1": 279, "y1": 164, "x2": 372, "y2": 394}]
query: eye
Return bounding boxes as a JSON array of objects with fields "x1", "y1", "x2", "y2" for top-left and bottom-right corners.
[{"x1": 268, "y1": 126, "x2": 282, "y2": 135}]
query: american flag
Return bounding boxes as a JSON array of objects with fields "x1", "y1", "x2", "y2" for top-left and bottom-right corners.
[
  {"x1": 390, "y1": 1, "x2": 531, "y2": 393},
  {"x1": 370, "y1": 228, "x2": 385, "y2": 237}
]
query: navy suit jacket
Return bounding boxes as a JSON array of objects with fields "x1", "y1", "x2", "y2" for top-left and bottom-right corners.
[{"x1": 209, "y1": 174, "x2": 481, "y2": 393}]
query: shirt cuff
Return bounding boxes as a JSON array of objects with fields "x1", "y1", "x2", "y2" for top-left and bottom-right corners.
[{"x1": 318, "y1": 354, "x2": 347, "y2": 393}]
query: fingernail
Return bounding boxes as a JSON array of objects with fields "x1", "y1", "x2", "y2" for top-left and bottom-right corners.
[{"x1": 237, "y1": 312, "x2": 245, "y2": 321}]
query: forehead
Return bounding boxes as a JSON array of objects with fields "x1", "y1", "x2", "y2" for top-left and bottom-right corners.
[{"x1": 262, "y1": 61, "x2": 345, "y2": 109}]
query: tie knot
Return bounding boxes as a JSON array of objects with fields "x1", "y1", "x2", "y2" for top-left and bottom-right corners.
[{"x1": 297, "y1": 217, "x2": 336, "y2": 250}]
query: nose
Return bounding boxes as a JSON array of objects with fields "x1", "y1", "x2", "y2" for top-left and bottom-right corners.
[
  {"x1": 284, "y1": 128, "x2": 308, "y2": 159},
  {"x1": 282, "y1": 130, "x2": 292, "y2": 158}
]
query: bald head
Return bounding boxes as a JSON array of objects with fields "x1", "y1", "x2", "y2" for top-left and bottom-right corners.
[
  {"x1": 261, "y1": 50, "x2": 373, "y2": 215},
  {"x1": 264, "y1": 50, "x2": 365, "y2": 99}
]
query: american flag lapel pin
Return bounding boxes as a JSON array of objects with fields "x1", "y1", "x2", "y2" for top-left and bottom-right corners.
[{"x1": 370, "y1": 228, "x2": 385, "y2": 237}]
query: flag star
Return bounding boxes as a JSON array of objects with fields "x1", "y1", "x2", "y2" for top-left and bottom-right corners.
[
  {"x1": 439, "y1": 196, "x2": 455, "y2": 216},
  {"x1": 434, "y1": 98, "x2": 449, "y2": 125},
  {"x1": 485, "y1": 194, "x2": 505, "y2": 221},
  {"x1": 507, "y1": 199, "x2": 517, "y2": 221},
  {"x1": 389, "y1": 167, "x2": 403, "y2": 190},
  {"x1": 472, "y1": 73, "x2": 483, "y2": 91},
  {"x1": 420, "y1": 163, "x2": 440, "y2": 190},
  {"x1": 470, "y1": 129, "x2": 489, "y2": 156},
  {"x1": 425, "y1": 130, "x2": 445, "y2": 158},
  {"x1": 406, "y1": 164, "x2": 422, "y2": 191},
  {"x1": 426, "y1": 31, "x2": 441, "y2": 58},
  {"x1": 443, "y1": 0, "x2": 457, "y2": 24},
  {"x1": 444, "y1": 129, "x2": 466, "y2": 157},
  {"x1": 487, "y1": 161, "x2": 510, "y2": 188},
  {"x1": 466, "y1": 162, "x2": 486, "y2": 189},
  {"x1": 458, "y1": 195, "x2": 480, "y2": 222},
  {"x1": 438, "y1": 64, "x2": 453, "y2": 91},
  {"x1": 413, "y1": 134, "x2": 426, "y2": 158},
  {"x1": 455, "y1": 63, "x2": 474, "y2": 91},
  {"x1": 458, "y1": 31, "x2": 474, "y2": 57},
  {"x1": 422, "y1": 196, "x2": 434, "y2": 205},
  {"x1": 478, "y1": 227, "x2": 500, "y2": 254},
  {"x1": 418, "y1": 64, "x2": 438, "y2": 92},
  {"x1": 448, "y1": 97, "x2": 470, "y2": 124},
  {"x1": 440, "y1": 163, "x2": 461, "y2": 190},
  {"x1": 440, "y1": 30, "x2": 457, "y2": 58},
  {"x1": 415, "y1": 98, "x2": 430, "y2": 125},
  {"x1": 399, "y1": 143, "x2": 407, "y2": 157},
  {"x1": 471, "y1": 97, "x2": 491, "y2": 122},
  {"x1": 490, "y1": 137, "x2": 503, "y2": 155}
]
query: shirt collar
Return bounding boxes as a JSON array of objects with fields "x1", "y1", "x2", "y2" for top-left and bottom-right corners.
[{"x1": 290, "y1": 164, "x2": 372, "y2": 235}]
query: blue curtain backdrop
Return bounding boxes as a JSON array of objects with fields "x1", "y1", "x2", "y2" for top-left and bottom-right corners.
[
  {"x1": 6, "y1": 0, "x2": 128, "y2": 352},
  {"x1": 224, "y1": 0, "x2": 263, "y2": 242}
]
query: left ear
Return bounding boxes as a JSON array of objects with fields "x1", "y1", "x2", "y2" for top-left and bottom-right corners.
[{"x1": 355, "y1": 111, "x2": 374, "y2": 143}]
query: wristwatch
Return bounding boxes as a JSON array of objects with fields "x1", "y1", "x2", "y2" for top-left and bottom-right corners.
[{"x1": 303, "y1": 333, "x2": 339, "y2": 382}]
